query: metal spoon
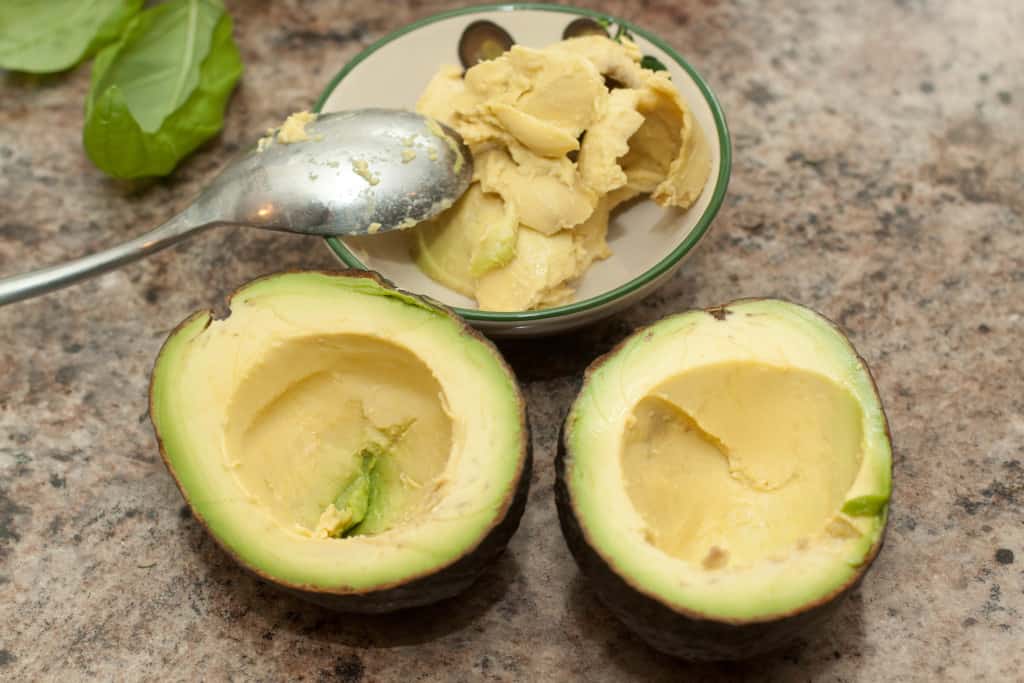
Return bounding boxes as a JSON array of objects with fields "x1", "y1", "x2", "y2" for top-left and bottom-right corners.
[{"x1": 0, "y1": 109, "x2": 472, "y2": 306}]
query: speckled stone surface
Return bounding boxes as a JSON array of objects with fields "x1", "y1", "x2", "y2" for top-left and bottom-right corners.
[{"x1": 1, "y1": 0, "x2": 1022, "y2": 680}]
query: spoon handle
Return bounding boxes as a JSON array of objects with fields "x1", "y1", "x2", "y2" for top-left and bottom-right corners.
[{"x1": 0, "y1": 205, "x2": 210, "y2": 306}]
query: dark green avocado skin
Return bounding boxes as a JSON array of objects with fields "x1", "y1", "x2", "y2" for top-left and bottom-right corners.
[
  {"x1": 284, "y1": 424, "x2": 532, "y2": 613},
  {"x1": 555, "y1": 420, "x2": 883, "y2": 661}
]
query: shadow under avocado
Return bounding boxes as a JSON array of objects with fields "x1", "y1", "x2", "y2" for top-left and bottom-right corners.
[
  {"x1": 185, "y1": 507, "x2": 520, "y2": 648},
  {"x1": 274, "y1": 551, "x2": 520, "y2": 648},
  {"x1": 494, "y1": 315, "x2": 637, "y2": 383},
  {"x1": 564, "y1": 571, "x2": 869, "y2": 681},
  {"x1": 491, "y1": 264, "x2": 704, "y2": 384}
]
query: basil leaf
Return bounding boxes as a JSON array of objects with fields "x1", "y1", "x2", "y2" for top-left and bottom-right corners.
[
  {"x1": 0, "y1": 0, "x2": 142, "y2": 74},
  {"x1": 83, "y1": 0, "x2": 242, "y2": 179},
  {"x1": 640, "y1": 55, "x2": 668, "y2": 72},
  {"x1": 91, "y1": 0, "x2": 224, "y2": 132}
]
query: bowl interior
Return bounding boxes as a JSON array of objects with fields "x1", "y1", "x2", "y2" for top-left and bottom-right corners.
[{"x1": 316, "y1": 4, "x2": 729, "y2": 323}]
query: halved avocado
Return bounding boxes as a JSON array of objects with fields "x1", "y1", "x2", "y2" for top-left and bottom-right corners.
[
  {"x1": 150, "y1": 271, "x2": 531, "y2": 612},
  {"x1": 556, "y1": 299, "x2": 891, "y2": 659}
]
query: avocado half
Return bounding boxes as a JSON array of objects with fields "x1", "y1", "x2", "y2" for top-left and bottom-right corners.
[
  {"x1": 150, "y1": 271, "x2": 531, "y2": 612},
  {"x1": 555, "y1": 299, "x2": 891, "y2": 659}
]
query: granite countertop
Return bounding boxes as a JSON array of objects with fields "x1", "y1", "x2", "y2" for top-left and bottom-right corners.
[{"x1": 1, "y1": 1, "x2": 1021, "y2": 680}]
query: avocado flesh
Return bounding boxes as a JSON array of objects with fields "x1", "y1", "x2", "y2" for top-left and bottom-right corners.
[
  {"x1": 150, "y1": 272, "x2": 528, "y2": 603},
  {"x1": 314, "y1": 445, "x2": 378, "y2": 539},
  {"x1": 623, "y1": 363, "x2": 864, "y2": 569},
  {"x1": 313, "y1": 422, "x2": 415, "y2": 539},
  {"x1": 226, "y1": 335, "x2": 451, "y2": 541},
  {"x1": 411, "y1": 182, "x2": 518, "y2": 297},
  {"x1": 561, "y1": 299, "x2": 891, "y2": 632}
]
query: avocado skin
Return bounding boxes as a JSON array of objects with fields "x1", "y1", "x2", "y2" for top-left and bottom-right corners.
[
  {"x1": 152, "y1": 270, "x2": 533, "y2": 614},
  {"x1": 556, "y1": 420, "x2": 885, "y2": 660},
  {"x1": 553, "y1": 299, "x2": 890, "y2": 660}
]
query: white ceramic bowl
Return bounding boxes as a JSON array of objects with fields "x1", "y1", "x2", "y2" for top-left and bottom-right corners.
[{"x1": 316, "y1": 3, "x2": 731, "y2": 338}]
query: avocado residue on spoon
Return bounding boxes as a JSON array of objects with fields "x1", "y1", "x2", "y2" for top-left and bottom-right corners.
[{"x1": 257, "y1": 111, "x2": 321, "y2": 152}]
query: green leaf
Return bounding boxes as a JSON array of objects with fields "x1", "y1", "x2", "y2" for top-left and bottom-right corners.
[
  {"x1": 594, "y1": 17, "x2": 633, "y2": 43},
  {"x1": 640, "y1": 55, "x2": 668, "y2": 72},
  {"x1": 91, "y1": 0, "x2": 224, "y2": 132},
  {"x1": 83, "y1": 0, "x2": 242, "y2": 178},
  {"x1": 841, "y1": 494, "x2": 889, "y2": 517},
  {"x1": 0, "y1": 0, "x2": 143, "y2": 74}
]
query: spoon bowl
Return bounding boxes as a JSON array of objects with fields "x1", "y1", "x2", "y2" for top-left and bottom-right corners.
[
  {"x1": 0, "y1": 109, "x2": 472, "y2": 305},
  {"x1": 212, "y1": 110, "x2": 472, "y2": 237}
]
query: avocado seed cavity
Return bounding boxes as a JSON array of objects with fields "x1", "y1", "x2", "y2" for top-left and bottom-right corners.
[
  {"x1": 223, "y1": 334, "x2": 453, "y2": 539},
  {"x1": 622, "y1": 362, "x2": 865, "y2": 569}
]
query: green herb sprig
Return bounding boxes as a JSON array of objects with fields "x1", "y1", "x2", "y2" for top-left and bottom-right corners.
[{"x1": 1, "y1": 0, "x2": 242, "y2": 179}]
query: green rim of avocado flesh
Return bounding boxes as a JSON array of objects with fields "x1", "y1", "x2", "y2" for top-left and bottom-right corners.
[
  {"x1": 150, "y1": 270, "x2": 532, "y2": 613},
  {"x1": 556, "y1": 298, "x2": 892, "y2": 659}
]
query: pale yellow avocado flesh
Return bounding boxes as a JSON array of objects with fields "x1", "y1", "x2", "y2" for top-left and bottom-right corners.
[
  {"x1": 412, "y1": 36, "x2": 712, "y2": 311},
  {"x1": 151, "y1": 273, "x2": 524, "y2": 591},
  {"x1": 622, "y1": 363, "x2": 863, "y2": 570},
  {"x1": 257, "y1": 111, "x2": 319, "y2": 151},
  {"x1": 224, "y1": 334, "x2": 453, "y2": 538},
  {"x1": 566, "y1": 300, "x2": 892, "y2": 620}
]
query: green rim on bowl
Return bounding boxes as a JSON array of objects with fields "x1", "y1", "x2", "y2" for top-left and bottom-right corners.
[{"x1": 314, "y1": 2, "x2": 732, "y2": 323}]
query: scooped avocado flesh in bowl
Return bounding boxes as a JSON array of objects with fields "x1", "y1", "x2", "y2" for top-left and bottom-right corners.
[
  {"x1": 412, "y1": 35, "x2": 712, "y2": 311},
  {"x1": 557, "y1": 299, "x2": 891, "y2": 659},
  {"x1": 150, "y1": 271, "x2": 530, "y2": 611}
]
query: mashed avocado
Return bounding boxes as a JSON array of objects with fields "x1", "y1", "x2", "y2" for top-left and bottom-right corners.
[
  {"x1": 278, "y1": 111, "x2": 319, "y2": 144},
  {"x1": 257, "y1": 111, "x2": 320, "y2": 151},
  {"x1": 413, "y1": 36, "x2": 711, "y2": 311}
]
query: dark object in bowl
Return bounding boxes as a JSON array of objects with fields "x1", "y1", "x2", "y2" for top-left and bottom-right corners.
[
  {"x1": 562, "y1": 17, "x2": 609, "y2": 40},
  {"x1": 459, "y1": 20, "x2": 514, "y2": 69}
]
